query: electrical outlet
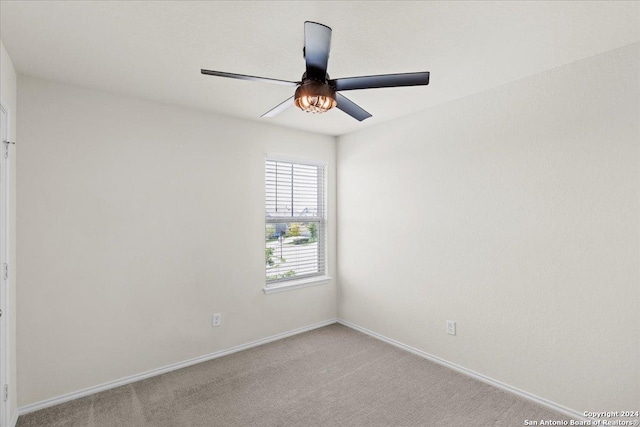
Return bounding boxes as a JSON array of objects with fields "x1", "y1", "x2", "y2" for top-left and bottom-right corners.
[
  {"x1": 447, "y1": 320, "x2": 456, "y2": 336},
  {"x1": 212, "y1": 313, "x2": 222, "y2": 327}
]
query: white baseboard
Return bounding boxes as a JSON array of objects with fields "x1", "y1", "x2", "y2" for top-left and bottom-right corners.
[
  {"x1": 10, "y1": 412, "x2": 18, "y2": 427},
  {"x1": 337, "y1": 319, "x2": 587, "y2": 422},
  {"x1": 17, "y1": 317, "x2": 590, "y2": 423},
  {"x1": 18, "y1": 318, "x2": 338, "y2": 417}
]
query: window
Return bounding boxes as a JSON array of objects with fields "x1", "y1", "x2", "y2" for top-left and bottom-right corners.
[{"x1": 265, "y1": 158, "x2": 327, "y2": 289}]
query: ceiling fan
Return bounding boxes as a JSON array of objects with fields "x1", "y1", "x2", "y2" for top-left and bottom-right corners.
[{"x1": 201, "y1": 21, "x2": 430, "y2": 121}]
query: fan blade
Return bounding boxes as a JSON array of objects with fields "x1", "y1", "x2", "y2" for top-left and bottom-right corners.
[
  {"x1": 261, "y1": 96, "x2": 295, "y2": 118},
  {"x1": 304, "y1": 21, "x2": 332, "y2": 80},
  {"x1": 331, "y1": 72, "x2": 429, "y2": 91},
  {"x1": 336, "y1": 93, "x2": 372, "y2": 122},
  {"x1": 201, "y1": 69, "x2": 298, "y2": 86}
]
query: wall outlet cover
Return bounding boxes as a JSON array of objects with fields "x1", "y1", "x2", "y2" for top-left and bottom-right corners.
[
  {"x1": 447, "y1": 320, "x2": 456, "y2": 336},
  {"x1": 212, "y1": 313, "x2": 222, "y2": 327}
]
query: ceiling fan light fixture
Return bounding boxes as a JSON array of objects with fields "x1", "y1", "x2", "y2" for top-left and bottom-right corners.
[
  {"x1": 201, "y1": 21, "x2": 429, "y2": 121},
  {"x1": 294, "y1": 81, "x2": 337, "y2": 114}
]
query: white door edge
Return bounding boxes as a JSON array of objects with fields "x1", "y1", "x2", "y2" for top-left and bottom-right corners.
[{"x1": 0, "y1": 102, "x2": 11, "y2": 427}]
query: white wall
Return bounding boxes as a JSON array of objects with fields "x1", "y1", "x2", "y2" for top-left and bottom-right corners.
[
  {"x1": 0, "y1": 40, "x2": 18, "y2": 424},
  {"x1": 16, "y1": 76, "x2": 337, "y2": 406},
  {"x1": 337, "y1": 43, "x2": 639, "y2": 412}
]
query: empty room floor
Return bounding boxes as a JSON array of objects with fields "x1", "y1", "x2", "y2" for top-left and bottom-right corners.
[{"x1": 17, "y1": 324, "x2": 572, "y2": 426}]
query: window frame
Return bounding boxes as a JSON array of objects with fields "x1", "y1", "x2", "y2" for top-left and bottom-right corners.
[{"x1": 263, "y1": 154, "x2": 331, "y2": 294}]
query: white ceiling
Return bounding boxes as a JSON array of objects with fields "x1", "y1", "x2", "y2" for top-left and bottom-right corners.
[{"x1": 1, "y1": 1, "x2": 639, "y2": 136}]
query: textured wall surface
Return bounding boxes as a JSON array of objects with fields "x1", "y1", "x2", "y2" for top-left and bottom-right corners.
[
  {"x1": 11, "y1": 37, "x2": 640, "y2": 415},
  {"x1": 17, "y1": 76, "x2": 337, "y2": 406},
  {"x1": 337, "y1": 44, "x2": 640, "y2": 411}
]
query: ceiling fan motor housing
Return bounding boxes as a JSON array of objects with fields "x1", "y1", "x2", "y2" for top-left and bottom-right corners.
[{"x1": 294, "y1": 80, "x2": 337, "y2": 114}]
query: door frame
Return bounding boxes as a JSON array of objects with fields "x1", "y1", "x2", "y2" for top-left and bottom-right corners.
[{"x1": 0, "y1": 101, "x2": 11, "y2": 427}]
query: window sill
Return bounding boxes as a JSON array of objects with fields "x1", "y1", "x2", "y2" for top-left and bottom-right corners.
[{"x1": 263, "y1": 276, "x2": 332, "y2": 295}]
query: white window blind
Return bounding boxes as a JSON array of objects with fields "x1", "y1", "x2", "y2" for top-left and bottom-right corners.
[{"x1": 265, "y1": 158, "x2": 326, "y2": 285}]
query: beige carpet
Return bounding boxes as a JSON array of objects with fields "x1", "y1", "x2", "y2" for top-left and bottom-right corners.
[{"x1": 17, "y1": 323, "x2": 573, "y2": 426}]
